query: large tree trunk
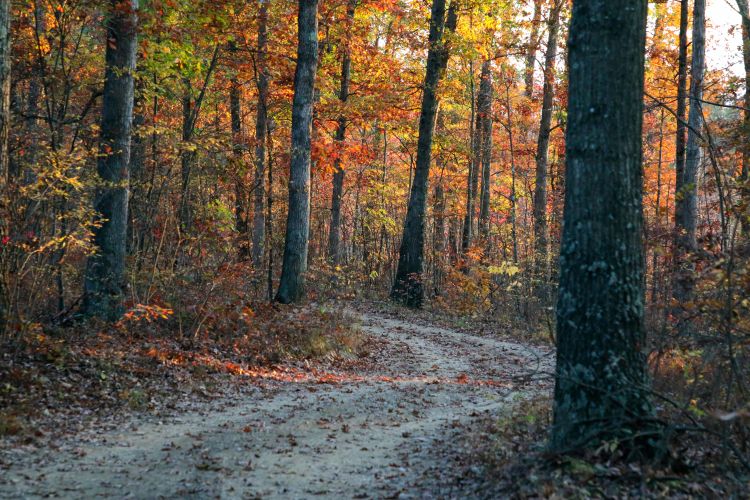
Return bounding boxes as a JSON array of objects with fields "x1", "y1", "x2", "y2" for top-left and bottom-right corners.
[
  {"x1": 551, "y1": 0, "x2": 651, "y2": 451},
  {"x1": 83, "y1": 0, "x2": 138, "y2": 320},
  {"x1": 674, "y1": 0, "x2": 705, "y2": 302},
  {"x1": 252, "y1": 0, "x2": 269, "y2": 269},
  {"x1": 478, "y1": 59, "x2": 493, "y2": 239},
  {"x1": 0, "y1": 0, "x2": 9, "y2": 332},
  {"x1": 328, "y1": 0, "x2": 356, "y2": 265},
  {"x1": 532, "y1": 0, "x2": 561, "y2": 293},
  {"x1": 229, "y1": 41, "x2": 248, "y2": 261},
  {"x1": 523, "y1": 0, "x2": 542, "y2": 98},
  {"x1": 275, "y1": 0, "x2": 319, "y2": 304},
  {"x1": 737, "y1": 0, "x2": 750, "y2": 235},
  {"x1": 391, "y1": 0, "x2": 457, "y2": 307}
]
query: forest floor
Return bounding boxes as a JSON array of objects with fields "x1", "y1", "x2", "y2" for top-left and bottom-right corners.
[{"x1": 0, "y1": 308, "x2": 553, "y2": 499}]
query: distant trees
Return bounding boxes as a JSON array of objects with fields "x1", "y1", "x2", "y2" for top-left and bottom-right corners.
[
  {"x1": 552, "y1": 0, "x2": 652, "y2": 450},
  {"x1": 83, "y1": 0, "x2": 138, "y2": 320},
  {"x1": 276, "y1": 0, "x2": 319, "y2": 304},
  {"x1": 391, "y1": 0, "x2": 458, "y2": 307}
]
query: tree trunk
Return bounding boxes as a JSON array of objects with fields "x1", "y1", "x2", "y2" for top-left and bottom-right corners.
[
  {"x1": 532, "y1": 0, "x2": 561, "y2": 293},
  {"x1": 478, "y1": 59, "x2": 493, "y2": 240},
  {"x1": 0, "y1": 0, "x2": 9, "y2": 332},
  {"x1": 674, "y1": 0, "x2": 689, "y2": 191},
  {"x1": 252, "y1": 0, "x2": 269, "y2": 268},
  {"x1": 83, "y1": 0, "x2": 138, "y2": 321},
  {"x1": 674, "y1": 0, "x2": 705, "y2": 302},
  {"x1": 328, "y1": 0, "x2": 356, "y2": 265},
  {"x1": 551, "y1": 0, "x2": 651, "y2": 452},
  {"x1": 524, "y1": 0, "x2": 542, "y2": 98},
  {"x1": 433, "y1": 110, "x2": 447, "y2": 295},
  {"x1": 275, "y1": 0, "x2": 319, "y2": 304},
  {"x1": 462, "y1": 62, "x2": 480, "y2": 252},
  {"x1": 229, "y1": 41, "x2": 248, "y2": 261},
  {"x1": 391, "y1": 0, "x2": 457, "y2": 307},
  {"x1": 179, "y1": 81, "x2": 194, "y2": 232},
  {"x1": 737, "y1": 0, "x2": 750, "y2": 235}
]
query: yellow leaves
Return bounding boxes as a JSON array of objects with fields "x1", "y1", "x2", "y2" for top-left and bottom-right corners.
[{"x1": 488, "y1": 261, "x2": 520, "y2": 277}]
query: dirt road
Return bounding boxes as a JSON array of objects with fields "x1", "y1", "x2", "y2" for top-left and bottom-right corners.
[{"x1": 0, "y1": 312, "x2": 552, "y2": 499}]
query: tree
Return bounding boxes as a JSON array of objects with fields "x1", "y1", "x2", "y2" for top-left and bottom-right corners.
[
  {"x1": 83, "y1": 0, "x2": 138, "y2": 320},
  {"x1": 0, "y1": 0, "x2": 9, "y2": 332},
  {"x1": 229, "y1": 41, "x2": 249, "y2": 261},
  {"x1": 523, "y1": 0, "x2": 542, "y2": 98},
  {"x1": 478, "y1": 59, "x2": 493, "y2": 239},
  {"x1": 461, "y1": 62, "x2": 481, "y2": 252},
  {"x1": 551, "y1": 0, "x2": 651, "y2": 451},
  {"x1": 532, "y1": 0, "x2": 562, "y2": 294},
  {"x1": 391, "y1": 0, "x2": 458, "y2": 307},
  {"x1": 674, "y1": 0, "x2": 705, "y2": 302},
  {"x1": 275, "y1": 0, "x2": 319, "y2": 304},
  {"x1": 736, "y1": 0, "x2": 750, "y2": 235},
  {"x1": 328, "y1": 0, "x2": 357, "y2": 265},
  {"x1": 252, "y1": 0, "x2": 270, "y2": 269}
]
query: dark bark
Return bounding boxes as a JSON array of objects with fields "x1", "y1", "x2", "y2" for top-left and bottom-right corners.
[
  {"x1": 674, "y1": 0, "x2": 689, "y2": 189},
  {"x1": 179, "y1": 81, "x2": 195, "y2": 231},
  {"x1": 532, "y1": 0, "x2": 561, "y2": 290},
  {"x1": 328, "y1": 0, "x2": 356, "y2": 265},
  {"x1": 83, "y1": 0, "x2": 138, "y2": 320},
  {"x1": 0, "y1": 0, "x2": 9, "y2": 332},
  {"x1": 478, "y1": 59, "x2": 493, "y2": 239},
  {"x1": 252, "y1": 0, "x2": 270, "y2": 268},
  {"x1": 275, "y1": 0, "x2": 319, "y2": 304},
  {"x1": 433, "y1": 111, "x2": 446, "y2": 295},
  {"x1": 674, "y1": 0, "x2": 705, "y2": 302},
  {"x1": 229, "y1": 41, "x2": 249, "y2": 261},
  {"x1": 551, "y1": 0, "x2": 652, "y2": 451},
  {"x1": 737, "y1": 0, "x2": 750, "y2": 235},
  {"x1": 461, "y1": 62, "x2": 480, "y2": 252},
  {"x1": 524, "y1": 0, "x2": 542, "y2": 98},
  {"x1": 391, "y1": 0, "x2": 457, "y2": 307}
]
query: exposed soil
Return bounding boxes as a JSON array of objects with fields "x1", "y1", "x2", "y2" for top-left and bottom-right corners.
[{"x1": 0, "y1": 311, "x2": 553, "y2": 499}]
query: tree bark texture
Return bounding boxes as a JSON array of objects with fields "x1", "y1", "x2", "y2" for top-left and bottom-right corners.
[
  {"x1": 275, "y1": 0, "x2": 319, "y2": 304},
  {"x1": 83, "y1": 0, "x2": 138, "y2": 320},
  {"x1": 552, "y1": 0, "x2": 652, "y2": 452},
  {"x1": 478, "y1": 59, "x2": 493, "y2": 239}
]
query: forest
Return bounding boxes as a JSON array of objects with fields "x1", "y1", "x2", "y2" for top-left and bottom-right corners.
[{"x1": 0, "y1": 0, "x2": 749, "y2": 497}]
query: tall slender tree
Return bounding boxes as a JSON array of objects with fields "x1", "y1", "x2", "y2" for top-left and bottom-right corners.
[
  {"x1": 523, "y1": 0, "x2": 542, "y2": 99},
  {"x1": 252, "y1": 0, "x2": 270, "y2": 269},
  {"x1": 0, "y1": 0, "x2": 10, "y2": 332},
  {"x1": 83, "y1": 0, "x2": 138, "y2": 320},
  {"x1": 674, "y1": 0, "x2": 705, "y2": 302},
  {"x1": 736, "y1": 0, "x2": 750, "y2": 235},
  {"x1": 328, "y1": 0, "x2": 357, "y2": 265},
  {"x1": 478, "y1": 59, "x2": 493, "y2": 239},
  {"x1": 229, "y1": 41, "x2": 248, "y2": 261},
  {"x1": 532, "y1": 0, "x2": 562, "y2": 293},
  {"x1": 552, "y1": 0, "x2": 652, "y2": 451},
  {"x1": 391, "y1": 0, "x2": 458, "y2": 307},
  {"x1": 275, "y1": 0, "x2": 319, "y2": 304},
  {"x1": 461, "y1": 63, "x2": 481, "y2": 252}
]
